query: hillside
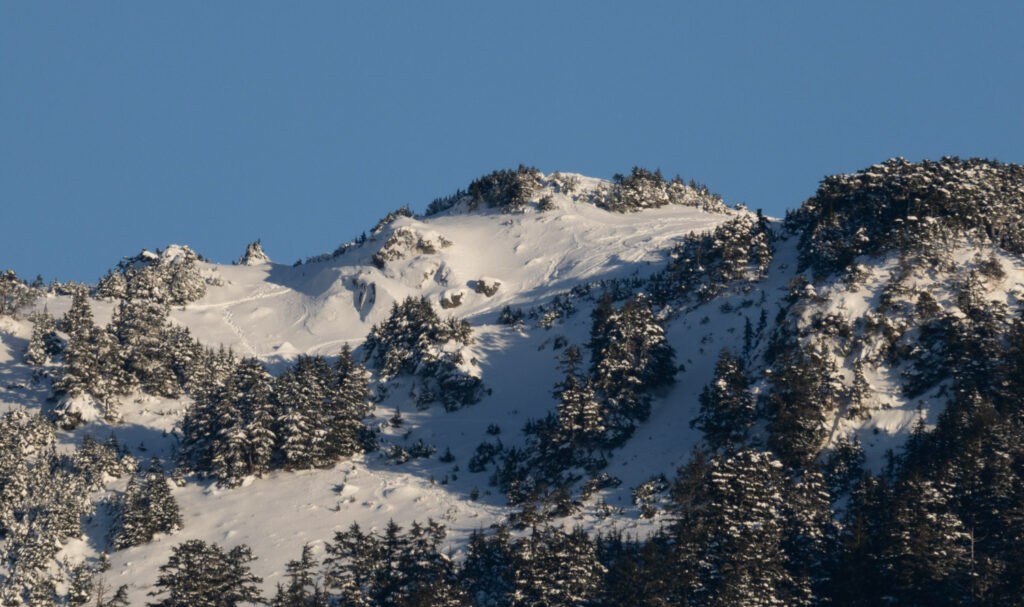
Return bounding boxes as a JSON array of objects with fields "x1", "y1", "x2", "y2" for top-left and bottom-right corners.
[{"x1": 2, "y1": 160, "x2": 1024, "y2": 606}]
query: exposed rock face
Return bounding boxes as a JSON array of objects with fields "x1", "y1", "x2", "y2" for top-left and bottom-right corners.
[
  {"x1": 372, "y1": 227, "x2": 453, "y2": 269},
  {"x1": 440, "y1": 290, "x2": 464, "y2": 309},
  {"x1": 474, "y1": 277, "x2": 501, "y2": 297},
  {"x1": 239, "y1": 240, "x2": 271, "y2": 266}
]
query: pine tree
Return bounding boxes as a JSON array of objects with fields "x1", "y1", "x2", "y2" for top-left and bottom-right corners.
[
  {"x1": 142, "y1": 460, "x2": 183, "y2": 539},
  {"x1": 460, "y1": 527, "x2": 515, "y2": 607},
  {"x1": 0, "y1": 269, "x2": 39, "y2": 316},
  {"x1": 111, "y1": 297, "x2": 179, "y2": 397},
  {"x1": 97, "y1": 269, "x2": 128, "y2": 300},
  {"x1": 591, "y1": 294, "x2": 675, "y2": 444},
  {"x1": 783, "y1": 468, "x2": 838, "y2": 606},
  {"x1": 510, "y1": 524, "x2": 605, "y2": 607},
  {"x1": 670, "y1": 448, "x2": 795, "y2": 606},
  {"x1": 832, "y1": 472, "x2": 891, "y2": 606},
  {"x1": 56, "y1": 289, "x2": 101, "y2": 401},
  {"x1": 325, "y1": 345, "x2": 373, "y2": 459},
  {"x1": 209, "y1": 386, "x2": 251, "y2": 488},
  {"x1": 275, "y1": 356, "x2": 330, "y2": 469},
  {"x1": 322, "y1": 523, "x2": 378, "y2": 607},
  {"x1": 0, "y1": 421, "x2": 92, "y2": 606},
  {"x1": 692, "y1": 348, "x2": 756, "y2": 450},
  {"x1": 273, "y1": 544, "x2": 325, "y2": 607},
  {"x1": 147, "y1": 540, "x2": 262, "y2": 607},
  {"x1": 235, "y1": 358, "x2": 276, "y2": 477},
  {"x1": 67, "y1": 560, "x2": 95, "y2": 607},
  {"x1": 766, "y1": 340, "x2": 840, "y2": 467},
  {"x1": 399, "y1": 520, "x2": 469, "y2": 606},
  {"x1": 110, "y1": 461, "x2": 181, "y2": 550},
  {"x1": 109, "y1": 475, "x2": 147, "y2": 550},
  {"x1": 882, "y1": 475, "x2": 970, "y2": 605},
  {"x1": 25, "y1": 310, "x2": 59, "y2": 366},
  {"x1": 555, "y1": 373, "x2": 603, "y2": 447}
]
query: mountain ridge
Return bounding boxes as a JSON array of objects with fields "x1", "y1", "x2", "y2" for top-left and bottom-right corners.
[{"x1": 2, "y1": 157, "x2": 1023, "y2": 605}]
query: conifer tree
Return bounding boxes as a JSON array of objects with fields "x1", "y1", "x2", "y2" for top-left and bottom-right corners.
[
  {"x1": 147, "y1": 540, "x2": 262, "y2": 607},
  {"x1": 326, "y1": 345, "x2": 374, "y2": 458},
  {"x1": 110, "y1": 297, "x2": 179, "y2": 397},
  {"x1": 209, "y1": 389, "x2": 251, "y2": 488},
  {"x1": 460, "y1": 527, "x2": 515, "y2": 607},
  {"x1": 322, "y1": 523, "x2": 378, "y2": 607},
  {"x1": 766, "y1": 340, "x2": 840, "y2": 467},
  {"x1": 110, "y1": 460, "x2": 181, "y2": 550},
  {"x1": 97, "y1": 268, "x2": 128, "y2": 300},
  {"x1": 591, "y1": 294, "x2": 675, "y2": 444},
  {"x1": 510, "y1": 524, "x2": 605, "y2": 607},
  {"x1": 554, "y1": 371, "x2": 603, "y2": 447},
  {"x1": 670, "y1": 448, "x2": 795, "y2": 606},
  {"x1": 693, "y1": 348, "x2": 756, "y2": 450},
  {"x1": 234, "y1": 358, "x2": 276, "y2": 477},
  {"x1": 783, "y1": 468, "x2": 838, "y2": 606},
  {"x1": 272, "y1": 544, "x2": 326, "y2": 607},
  {"x1": 66, "y1": 560, "x2": 94, "y2": 607},
  {"x1": 24, "y1": 310, "x2": 59, "y2": 366},
  {"x1": 56, "y1": 289, "x2": 100, "y2": 399},
  {"x1": 275, "y1": 356, "x2": 329, "y2": 470}
]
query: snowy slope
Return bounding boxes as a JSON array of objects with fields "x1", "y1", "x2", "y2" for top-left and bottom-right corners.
[
  {"x1": 6, "y1": 165, "x2": 1023, "y2": 603},
  {"x1": 2, "y1": 175, "x2": 741, "y2": 601},
  {"x1": 170, "y1": 192, "x2": 727, "y2": 362}
]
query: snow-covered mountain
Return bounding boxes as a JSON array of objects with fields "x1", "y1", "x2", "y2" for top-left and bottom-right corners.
[{"x1": 3, "y1": 159, "x2": 1024, "y2": 605}]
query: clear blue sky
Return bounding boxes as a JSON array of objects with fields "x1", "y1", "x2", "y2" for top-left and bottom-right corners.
[{"x1": 3, "y1": 1, "x2": 1022, "y2": 283}]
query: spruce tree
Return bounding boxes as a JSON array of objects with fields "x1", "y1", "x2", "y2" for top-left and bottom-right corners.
[
  {"x1": 326, "y1": 345, "x2": 374, "y2": 458},
  {"x1": 147, "y1": 540, "x2": 262, "y2": 607},
  {"x1": 670, "y1": 448, "x2": 795, "y2": 606},
  {"x1": 693, "y1": 348, "x2": 756, "y2": 450},
  {"x1": 55, "y1": 289, "x2": 100, "y2": 401},
  {"x1": 275, "y1": 356, "x2": 329, "y2": 469},
  {"x1": 111, "y1": 297, "x2": 179, "y2": 397},
  {"x1": 110, "y1": 461, "x2": 181, "y2": 550},
  {"x1": 322, "y1": 523, "x2": 378, "y2": 607},
  {"x1": 591, "y1": 294, "x2": 675, "y2": 444},
  {"x1": 783, "y1": 468, "x2": 838, "y2": 606},
  {"x1": 460, "y1": 527, "x2": 515, "y2": 607},
  {"x1": 510, "y1": 524, "x2": 605, "y2": 607},
  {"x1": 766, "y1": 340, "x2": 840, "y2": 467},
  {"x1": 24, "y1": 310, "x2": 59, "y2": 366},
  {"x1": 235, "y1": 358, "x2": 276, "y2": 477},
  {"x1": 273, "y1": 544, "x2": 326, "y2": 607}
]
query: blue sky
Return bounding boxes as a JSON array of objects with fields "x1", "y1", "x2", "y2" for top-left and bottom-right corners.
[{"x1": 3, "y1": 1, "x2": 1022, "y2": 282}]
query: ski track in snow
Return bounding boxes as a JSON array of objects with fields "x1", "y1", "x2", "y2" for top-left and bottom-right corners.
[{"x1": 221, "y1": 308, "x2": 259, "y2": 357}]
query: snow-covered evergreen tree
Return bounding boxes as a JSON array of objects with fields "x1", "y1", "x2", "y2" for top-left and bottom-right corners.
[
  {"x1": 275, "y1": 356, "x2": 330, "y2": 470},
  {"x1": 553, "y1": 347, "x2": 604, "y2": 449},
  {"x1": 510, "y1": 524, "x2": 605, "y2": 607},
  {"x1": 235, "y1": 359, "x2": 277, "y2": 478},
  {"x1": 110, "y1": 297, "x2": 179, "y2": 397},
  {"x1": 766, "y1": 339, "x2": 842, "y2": 467},
  {"x1": 693, "y1": 348, "x2": 756, "y2": 450},
  {"x1": 591, "y1": 293, "x2": 675, "y2": 445},
  {"x1": 0, "y1": 269, "x2": 39, "y2": 316},
  {"x1": 460, "y1": 527, "x2": 515, "y2": 607},
  {"x1": 146, "y1": 540, "x2": 262, "y2": 607},
  {"x1": 24, "y1": 310, "x2": 59, "y2": 367},
  {"x1": 109, "y1": 460, "x2": 181, "y2": 550}
]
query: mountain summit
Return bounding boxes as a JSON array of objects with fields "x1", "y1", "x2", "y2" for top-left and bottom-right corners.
[{"x1": 2, "y1": 159, "x2": 1023, "y2": 605}]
